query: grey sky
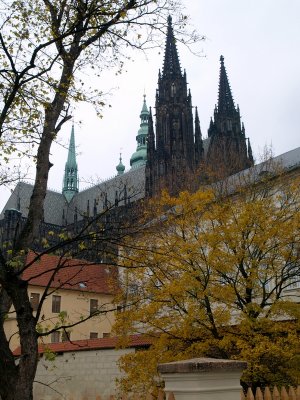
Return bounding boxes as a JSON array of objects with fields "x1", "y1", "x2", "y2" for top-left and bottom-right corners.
[{"x1": 1, "y1": 0, "x2": 300, "y2": 209}]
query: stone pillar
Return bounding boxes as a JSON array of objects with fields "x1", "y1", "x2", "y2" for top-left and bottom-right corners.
[{"x1": 158, "y1": 357, "x2": 247, "y2": 400}]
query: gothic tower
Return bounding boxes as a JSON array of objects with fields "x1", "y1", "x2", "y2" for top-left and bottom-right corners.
[
  {"x1": 145, "y1": 16, "x2": 203, "y2": 197},
  {"x1": 207, "y1": 56, "x2": 254, "y2": 177},
  {"x1": 62, "y1": 124, "x2": 79, "y2": 202}
]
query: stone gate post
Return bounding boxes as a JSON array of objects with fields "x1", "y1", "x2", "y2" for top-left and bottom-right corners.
[{"x1": 158, "y1": 357, "x2": 247, "y2": 400}]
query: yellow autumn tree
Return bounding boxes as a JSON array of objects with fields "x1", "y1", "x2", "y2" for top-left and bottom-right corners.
[{"x1": 115, "y1": 166, "x2": 300, "y2": 393}]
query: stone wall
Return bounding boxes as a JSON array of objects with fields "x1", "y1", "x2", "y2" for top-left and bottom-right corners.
[{"x1": 33, "y1": 347, "x2": 133, "y2": 400}]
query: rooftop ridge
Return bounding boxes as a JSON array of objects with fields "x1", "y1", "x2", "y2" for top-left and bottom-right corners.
[
  {"x1": 17, "y1": 180, "x2": 61, "y2": 194},
  {"x1": 79, "y1": 165, "x2": 145, "y2": 193},
  {"x1": 13, "y1": 334, "x2": 151, "y2": 355}
]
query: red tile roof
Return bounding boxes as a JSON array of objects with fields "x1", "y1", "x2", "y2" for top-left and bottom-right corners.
[
  {"x1": 13, "y1": 335, "x2": 151, "y2": 356},
  {"x1": 23, "y1": 252, "x2": 117, "y2": 295}
]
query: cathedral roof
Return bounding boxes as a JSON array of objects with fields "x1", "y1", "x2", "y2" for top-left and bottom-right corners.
[
  {"x1": 0, "y1": 181, "x2": 66, "y2": 226},
  {"x1": 2, "y1": 147, "x2": 300, "y2": 228},
  {"x1": 0, "y1": 166, "x2": 146, "y2": 226},
  {"x1": 62, "y1": 165, "x2": 146, "y2": 225}
]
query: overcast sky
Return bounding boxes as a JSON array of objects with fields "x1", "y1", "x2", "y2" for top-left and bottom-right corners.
[{"x1": 1, "y1": 0, "x2": 300, "y2": 210}]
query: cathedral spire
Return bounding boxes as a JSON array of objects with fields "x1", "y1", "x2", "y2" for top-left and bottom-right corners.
[
  {"x1": 207, "y1": 56, "x2": 254, "y2": 175},
  {"x1": 146, "y1": 108, "x2": 155, "y2": 160},
  {"x1": 218, "y1": 55, "x2": 235, "y2": 115},
  {"x1": 146, "y1": 17, "x2": 197, "y2": 197},
  {"x1": 162, "y1": 16, "x2": 182, "y2": 78},
  {"x1": 145, "y1": 107, "x2": 155, "y2": 197},
  {"x1": 63, "y1": 124, "x2": 79, "y2": 202},
  {"x1": 130, "y1": 94, "x2": 149, "y2": 169},
  {"x1": 247, "y1": 137, "x2": 254, "y2": 164},
  {"x1": 194, "y1": 107, "x2": 203, "y2": 164}
]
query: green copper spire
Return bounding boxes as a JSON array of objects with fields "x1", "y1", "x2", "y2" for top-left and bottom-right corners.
[
  {"x1": 62, "y1": 124, "x2": 79, "y2": 202},
  {"x1": 130, "y1": 94, "x2": 149, "y2": 169},
  {"x1": 116, "y1": 153, "x2": 125, "y2": 175}
]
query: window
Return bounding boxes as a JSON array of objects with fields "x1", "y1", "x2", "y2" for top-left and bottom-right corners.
[
  {"x1": 51, "y1": 331, "x2": 60, "y2": 343},
  {"x1": 90, "y1": 299, "x2": 98, "y2": 315},
  {"x1": 30, "y1": 293, "x2": 40, "y2": 311},
  {"x1": 90, "y1": 332, "x2": 98, "y2": 339},
  {"x1": 52, "y1": 295, "x2": 61, "y2": 313},
  {"x1": 61, "y1": 331, "x2": 71, "y2": 342},
  {"x1": 103, "y1": 332, "x2": 110, "y2": 338}
]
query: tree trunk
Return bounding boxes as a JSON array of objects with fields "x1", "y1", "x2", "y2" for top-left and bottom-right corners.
[
  {"x1": 0, "y1": 55, "x2": 77, "y2": 400},
  {"x1": 0, "y1": 280, "x2": 38, "y2": 400}
]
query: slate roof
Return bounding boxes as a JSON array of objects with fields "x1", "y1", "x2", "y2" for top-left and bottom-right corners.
[
  {"x1": 0, "y1": 181, "x2": 66, "y2": 226},
  {"x1": 23, "y1": 252, "x2": 117, "y2": 295},
  {"x1": 207, "y1": 146, "x2": 300, "y2": 199},
  {"x1": 13, "y1": 335, "x2": 151, "y2": 355},
  {"x1": 67, "y1": 165, "x2": 145, "y2": 224},
  {"x1": 2, "y1": 147, "x2": 300, "y2": 227},
  {"x1": 1, "y1": 166, "x2": 146, "y2": 226},
  {"x1": 277, "y1": 146, "x2": 300, "y2": 170},
  {"x1": 238, "y1": 147, "x2": 300, "y2": 180}
]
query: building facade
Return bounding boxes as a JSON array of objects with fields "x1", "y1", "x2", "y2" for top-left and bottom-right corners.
[{"x1": 5, "y1": 252, "x2": 116, "y2": 349}]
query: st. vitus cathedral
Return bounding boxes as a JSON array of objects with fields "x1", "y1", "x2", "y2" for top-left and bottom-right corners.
[
  {"x1": 145, "y1": 17, "x2": 253, "y2": 197},
  {"x1": 0, "y1": 17, "x2": 254, "y2": 251}
]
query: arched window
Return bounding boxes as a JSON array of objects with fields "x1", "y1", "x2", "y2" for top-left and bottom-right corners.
[{"x1": 171, "y1": 82, "x2": 176, "y2": 97}]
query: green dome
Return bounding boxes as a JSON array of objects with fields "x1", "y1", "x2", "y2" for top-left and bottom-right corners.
[
  {"x1": 130, "y1": 147, "x2": 147, "y2": 168},
  {"x1": 116, "y1": 154, "x2": 125, "y2": 175},
  {"x1": 130, "y1": 94, "x2": 149, "y2": 169}
]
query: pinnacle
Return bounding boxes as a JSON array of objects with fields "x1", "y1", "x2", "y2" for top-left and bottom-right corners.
[
  {"x1": 162, "y1": 15, "x2": 182, "y2": 77},
  {"x1": 217, "y1": 55, "x2": 235, "y2": 114},
  {"x1": 63, "y1": 123, "x2": 79, "y2": 200},
  {"x1": 141, "y1": 94, "x2": 149, "y2": 115}
]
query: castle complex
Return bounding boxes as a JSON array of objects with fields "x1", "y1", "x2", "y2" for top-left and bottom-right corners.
[{"x1": 0, "y1": 17, "x2": 254, "y2": 244}]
